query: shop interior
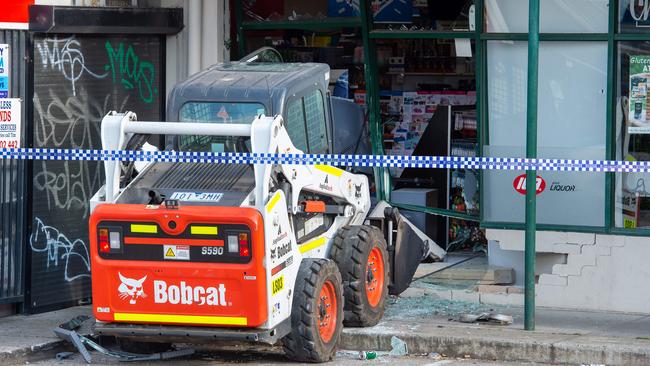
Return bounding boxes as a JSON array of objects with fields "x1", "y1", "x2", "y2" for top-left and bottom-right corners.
[{"x1": 232, "y1": 0, "x2": 485, "y2": 253}]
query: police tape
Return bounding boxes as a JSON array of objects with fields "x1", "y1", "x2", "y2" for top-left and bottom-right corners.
[{"x1": 1, "y1": 147, "x2": 650, "y2": 173}]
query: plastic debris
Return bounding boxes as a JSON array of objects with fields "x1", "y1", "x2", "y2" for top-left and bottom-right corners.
[
  {"x1": 59, "y1": 315, "x2": 91, "y2": 331},
  {"x1": 459, "y1": 312, "x2": 513, "y2": 325},
  {"x1": 388, "y1": 336, "x2": 408, "y2": 356},
  {"x1": 428, "y1": 352, "x2": 443, "y2": 360},
  {"x1": 358, "y1": 351, "x2": 377, "y2": 360},
  {"x1": 53, "y1": 327, "x2": 194, "y2": 363},
  {"x1": 56, "y1": 352, "x2": 75, "y2": 360}
]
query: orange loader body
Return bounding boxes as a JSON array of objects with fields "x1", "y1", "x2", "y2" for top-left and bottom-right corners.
[{"x1": 89, "y1": 204, "x2": 267, "y2": 328}]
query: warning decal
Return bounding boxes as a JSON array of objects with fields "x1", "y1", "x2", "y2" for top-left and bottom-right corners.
[{"x1": 163, "y1": 245, "x2": 190, "y2": 260}]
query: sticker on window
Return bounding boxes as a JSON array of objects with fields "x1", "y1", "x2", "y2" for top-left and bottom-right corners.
[{"x1": 169, "y1": 192, "x2": 224, "y2": 202}]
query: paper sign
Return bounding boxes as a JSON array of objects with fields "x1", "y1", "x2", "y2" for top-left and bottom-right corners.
[
  {"x1": 0, "y1": 98, "x2": 21, "y2": 148},
  {"x1": 455, "y1": 39, "x2": 473, "y2": 58},
  {"x1": 0, "y1": 45, "x2": 8, "y2": 98},
  {"x1": 629, "y1": 55, "x2": 650, "y2": 123}
]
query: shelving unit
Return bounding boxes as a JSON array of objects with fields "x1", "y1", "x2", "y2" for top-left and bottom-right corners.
[
  {"x1": 235, "y1": 1, "x2": 366, "y2": 99},
  {"x1": 241, "y1": 18, "x2": 362, "y2": 31}
]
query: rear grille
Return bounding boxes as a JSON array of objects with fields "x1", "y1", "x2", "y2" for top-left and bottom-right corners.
[{"x1": 152, "y1": 163, "x2": 254, "y2": 192}]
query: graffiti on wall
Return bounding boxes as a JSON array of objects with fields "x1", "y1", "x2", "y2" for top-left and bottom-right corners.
[
  {"x1": 30, "y1": 217, "x2": 91, "y2": 282},
  {"x1": 30, "y1": 34, "x2": 161, "y2": 310},
  {"x1": 104, "y1": 41, "x2": 158, "y2": 104},
  {"x1": 36, "y1": 36, "x2": 108, "y2": 96}
]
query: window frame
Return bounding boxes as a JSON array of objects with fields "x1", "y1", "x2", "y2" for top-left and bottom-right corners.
[{"x1": 478, "y1": 0, "x2": 650, "y2": 236}]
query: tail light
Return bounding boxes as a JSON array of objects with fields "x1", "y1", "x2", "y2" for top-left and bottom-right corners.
[
  {"x1": 98, "y1": 227, "x2": 122, "y2": 253},
  {"x1": 99, "y1": 229, "x2": 110, "y2": 253},
  {"x1": 239, "y1": 233, "x2": 250, "y2": 257}
]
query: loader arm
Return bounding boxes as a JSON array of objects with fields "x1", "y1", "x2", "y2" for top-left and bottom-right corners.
[{"x1": 98, "y1": 112, "x2": 369, "y2": 220}]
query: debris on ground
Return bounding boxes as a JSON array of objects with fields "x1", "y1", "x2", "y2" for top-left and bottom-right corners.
[
  {"x1": 55, "y1": 351, "x2": 75, "y2": 360},
  {"x1": 458, "y1": 312, "x2": 513, "y2": 325},
  {"x1": 59, "y1": 315, "x2": 91, "y2": 331},
  {"x1": 428, "y1": 352, "x2": 443, "y2": 360},
  {"x1": 386, "y1": 291, "x2": 496, "y2": 319},
  {"x1": 388, "y1": 336, "x2": 408, "y2": 356},
  {"x1": 53, "y1": 327, "x2": 195, "y2": 363},
  {"x1": 358, "y1": 351, "x2": 377, "y2": 360}
]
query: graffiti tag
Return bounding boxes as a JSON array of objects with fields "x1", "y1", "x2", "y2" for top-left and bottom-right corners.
[
  {"x1": 36, "y1": 36, "x2": 108, "y2": 96},
  {"x1": 104, "y1": 41, "x2": 158, "y2": 104},
  {"x1": 30, "y1": 217, "x2": 91, "y2": 282}
]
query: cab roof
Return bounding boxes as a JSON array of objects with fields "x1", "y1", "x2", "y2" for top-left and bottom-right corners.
[{"x1": 166, "y1": 62, "x2": 330, "y2": 119}]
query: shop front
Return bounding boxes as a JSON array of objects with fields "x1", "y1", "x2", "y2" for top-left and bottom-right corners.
[{"x1": 234, "y1": 0, "x2": 650, "y2": 314}]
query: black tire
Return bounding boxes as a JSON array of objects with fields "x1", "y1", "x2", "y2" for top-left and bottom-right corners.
[
  {"x1": 330, "y1": 225, "x2": 389, "y2": 327},
  {"x1": 282, "y1": 259, "x2": 343, "y2": 363},
  {"x1": 117, "y1": 338, "x2": 171, "y2": 354}
]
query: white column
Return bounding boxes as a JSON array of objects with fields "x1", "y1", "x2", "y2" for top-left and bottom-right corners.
[{"x1": 188, "y1": 0, "x2": 202, "y2": 75}]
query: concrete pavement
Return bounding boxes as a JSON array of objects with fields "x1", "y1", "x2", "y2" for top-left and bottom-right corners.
[
  {"x1": 0, "y1": 306, "x2": 93, "y2": 365},
  {"x1": 2, "y1": 294, "x2": 650, "y2": 365},
  {"x1": 338, "y1": 290, "x2": 650, "y2": 365}
]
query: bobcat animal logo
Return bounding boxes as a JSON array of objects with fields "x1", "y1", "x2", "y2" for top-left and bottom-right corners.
[
  {"x1": 355, "y1": 184, "x2": 363, "y2": 198},
  {"x1": 118, "y1": 272, "x2": 147, "y2": 304}
]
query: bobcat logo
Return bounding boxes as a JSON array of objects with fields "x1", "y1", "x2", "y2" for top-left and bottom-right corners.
[
  {"x1": 118, "y1": 273, "x2": 147, "y2": 304},
  {"x1": 355, "y1": 184, "x2": 363, "y2": 198}
]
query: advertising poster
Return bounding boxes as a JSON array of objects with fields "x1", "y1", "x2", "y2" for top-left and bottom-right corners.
[
  {"x1": 629, "y1": 55, "x2": 650, "y2": 123},
  {"x1": 0, "y1": 98, "x2": 21, "y2": 148},
  {"x1": 0, "y1": 44, "x2": 8, "y2": 98}
]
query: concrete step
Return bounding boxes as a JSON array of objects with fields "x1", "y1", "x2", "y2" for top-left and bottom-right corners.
[{"x1": 421, "y1": 264, "x2": 515, "y2": 285}]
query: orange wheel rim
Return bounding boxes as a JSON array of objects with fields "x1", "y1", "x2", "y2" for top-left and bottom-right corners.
[
  {"x1": 365, "y1": 247, "x2": 385, "y2": 307},
  {"x1": 317, "y1": 280, "x2": 338, "y2": 343}
]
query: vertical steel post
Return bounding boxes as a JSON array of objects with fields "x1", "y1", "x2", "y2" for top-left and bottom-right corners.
[
  {"x1": 524, "y1": 0, "x2": 540, "y2": 331},
  {"x1": 234, "y1": 0, "x2": 245, "y2": 60},
  {"x1": 360, "y1": 0, "x2": 386, "y2": 200}
]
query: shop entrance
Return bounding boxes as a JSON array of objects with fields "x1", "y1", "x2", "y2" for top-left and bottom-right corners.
[{"x1": 232, "y1": 0, "x2": 484, "y2": 253}]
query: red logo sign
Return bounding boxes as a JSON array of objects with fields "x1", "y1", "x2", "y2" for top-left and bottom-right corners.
[{"x1": 513, "y1": 174, "x2": 546, "y2": 195}]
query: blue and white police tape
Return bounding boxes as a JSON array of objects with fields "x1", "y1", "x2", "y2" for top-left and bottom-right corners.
[{"x1": 1, "y1": 147, "x2": 650, "y2": 172}]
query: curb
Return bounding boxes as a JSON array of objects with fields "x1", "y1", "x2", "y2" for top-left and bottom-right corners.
[
  {"x1": 0, "y1": 340, "x2": 71, "y2": 365},
  {"x1": 340, "y1": 326, "x2": 650, "y2": 366}
]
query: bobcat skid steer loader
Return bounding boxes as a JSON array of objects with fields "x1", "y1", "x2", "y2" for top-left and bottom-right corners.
[{"x1": 89, "y1": 60, "x2": 444, "y2": 362}]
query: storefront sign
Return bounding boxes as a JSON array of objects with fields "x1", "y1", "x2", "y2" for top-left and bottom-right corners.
[
  {"x1": 512, "y1": 174, "x2": 546, "y2": 195},
  {"x1": 629, "y1": 0, "x2": 650, "y2": 28},
  {"x1": 0, "y1": 0, "x2": 33, "y2": 29},
  {"x1": 0, "y1": 99, "x2": 21, "y2": 148},
  {"x1": 0, "y1": 45, "x2": 8, "y2": 98}
]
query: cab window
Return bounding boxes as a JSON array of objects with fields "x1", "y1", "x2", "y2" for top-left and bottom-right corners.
[
  {"x1": 284, "y1": 90, "x2": 329, "y2": 154},
  {"x1": 304, "y1": 90, "x2": 328, "y2": 154},
  {"x1": 177, "y1": 101, "x2": 265, "y2": 152},
  {"x1": 285, "y1": 98, "x2": 309, "y2": 152}
]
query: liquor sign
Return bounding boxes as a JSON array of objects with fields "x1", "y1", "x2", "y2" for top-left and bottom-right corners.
[
  {"x1": 0, "y1": 99, "x2": 21, "y2": 148},
  {"x1": 512, "y1": 174, "x2": 546, "y2": 195}
]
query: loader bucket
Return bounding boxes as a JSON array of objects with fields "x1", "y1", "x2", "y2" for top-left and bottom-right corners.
[
  {"x1": 389, "y1": 216, "x2": 427, "y2": 295},
  {"x1": 367, "y1": 201, "x2": 446, "y2": 296}
]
